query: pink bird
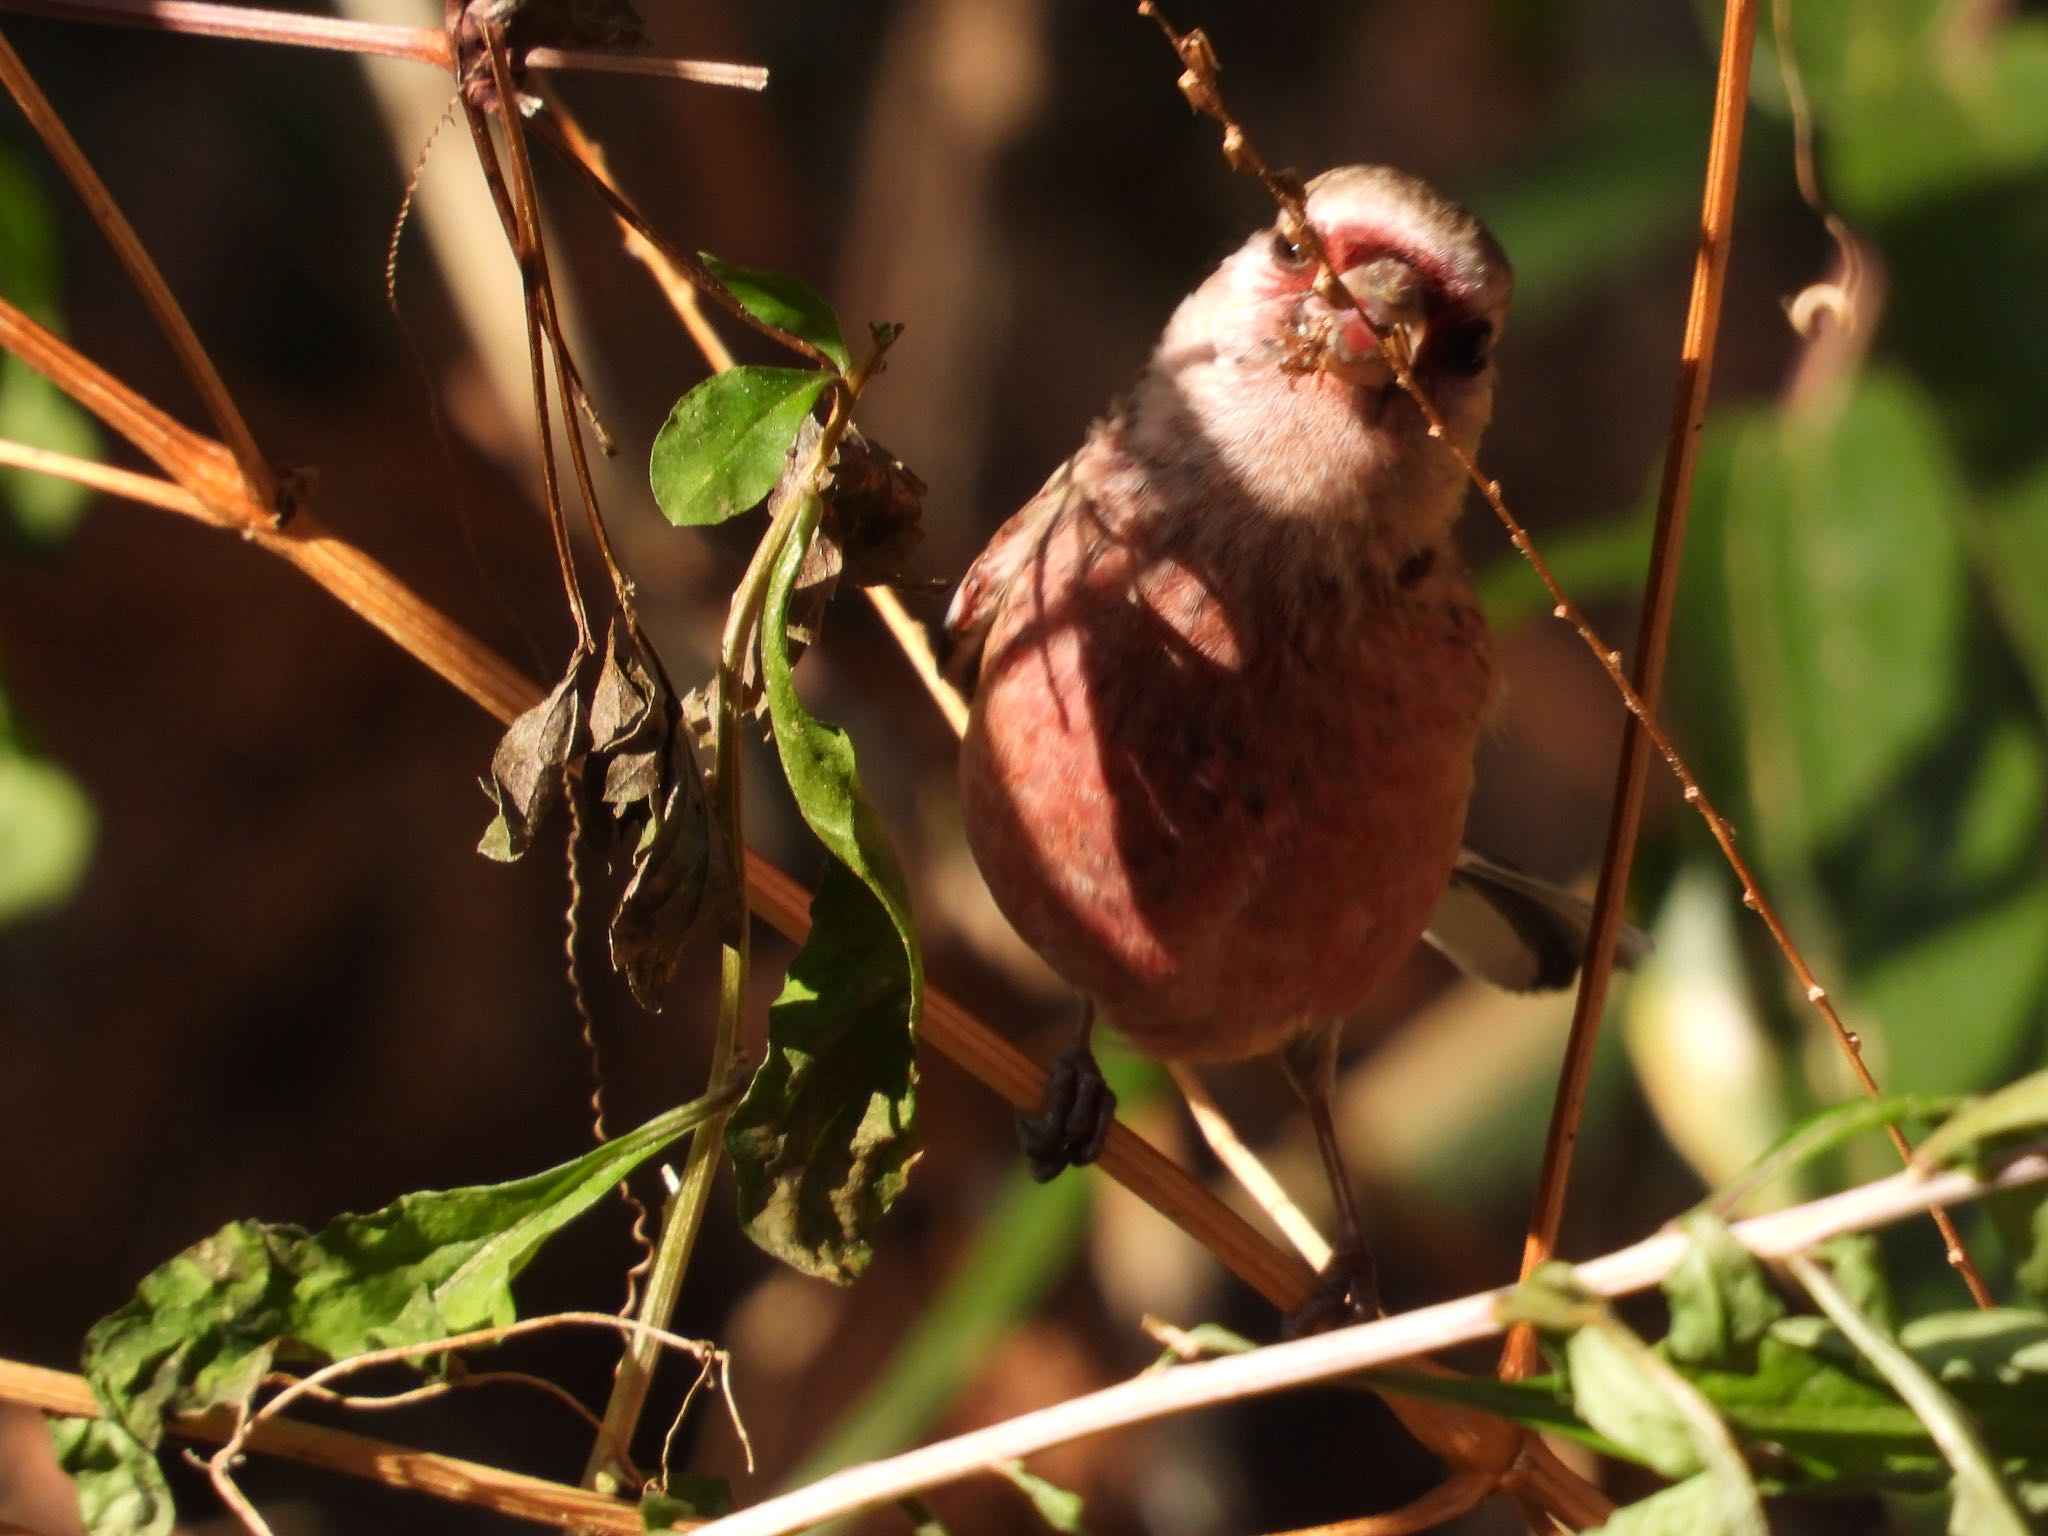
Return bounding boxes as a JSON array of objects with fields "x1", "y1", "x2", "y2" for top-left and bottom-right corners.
[{"x1": 948, "y1": 166, "x2": 1620, "y2": 1320}]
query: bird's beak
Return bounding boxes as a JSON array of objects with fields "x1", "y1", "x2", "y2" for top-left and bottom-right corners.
[{"x1": 1334, "y1": 255, "x2": 1428, "y2": 374}]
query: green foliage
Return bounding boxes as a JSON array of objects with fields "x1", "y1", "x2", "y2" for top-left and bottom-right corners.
[
  {"x1": 641, "y1": 1475, "x2": 735, "y2": 1526},
  {"x1": 997, "y1": 1461, "x2": 1087, "y2": 1534},
  {"x1": 725, "y1": 447, "x2": 922, "y2": 1281},
  {"x1": 727, "y1": 859, "x2": 919, "y2": 1282},
  {"x1": 700, "y1": 253, "x2": 851, "y2": 372},
  {"x1": 0, "y1": 142, "x2": 97, "y2": 544},
  {"x1": 0, "y1": 729, "x2": 93, "y2": 923},
  {"x1": 1464, "y1": 1083, "x2": 2048, "y2": 1529},
  {"x1": 649, "y1": 366, "x2": 832, "y2": 527},
  {"x1": 54, "y1": 1093, "x2": 729, "y2": 1536}
]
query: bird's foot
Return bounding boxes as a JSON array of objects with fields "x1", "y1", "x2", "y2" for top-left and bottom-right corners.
[
  {"x1": 1016, "y1": 1040, "x2": 1116, "y2": 1182},
  {"x1": 1282, "y1": 1245, "x2": 1380, "y2": 1339}
]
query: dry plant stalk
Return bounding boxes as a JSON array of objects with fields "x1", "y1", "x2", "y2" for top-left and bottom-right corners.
[
  {"x1": 0, "y1": 1357, "x2": 647, "y2": 1534},
  {"x1": 0, "y1": 0, "x2": 771, "y2": 86}
]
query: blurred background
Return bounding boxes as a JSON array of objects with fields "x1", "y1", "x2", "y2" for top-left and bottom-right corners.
[{"x1": 2, "y1": 0, "x2": 2045, "y2": 1532}]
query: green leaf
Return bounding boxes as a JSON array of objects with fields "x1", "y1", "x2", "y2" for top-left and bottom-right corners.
[
  {"x1": 47, "y1": 1418, "x2": 173, "y2": 1536},
  {"x1": 1700, "y1": 1092, "x2": 1962, "y2": 1219},
  {"x1": 1978, "y1": 463, "x2": 2048, "y2": 720},
  {"x1": 649, "y1": 367, "x2": 831, "y2": 528},
  {"x1": 1589, "y1": 1475, "x2": 1723, "y2": 1536},
  {"x1": 726, "y1": 471, "x2": 923, "y2": 1282},
  {"x1": 997, "y1": 1461, "x2": 1086, "y2": 1534},
  {"x1": 1916, "y1": 1067, "x2": 2048, "y2": 1172},
  {"x1": 1663, "y1": 1214, "x2": 1785, "y2": 1371},
  {"x1": 1472, "y1": 70, "x2": 1713, "y2": 330},
  {"x1": 1475, "y1": 502, "x2": 1652, "y2": 633},
  {"x1": 0, "y1": 143, "x2": 98, "y2": 543},
  {"x1": 1362, "y1": 1369, "x2": 1620, "y2": 1455},
  {"x1": 640, "y1": 1475, "x2": 733, "y2": 1526},
  {"x1": 1625, "y1": 865, "x2": 1795, "y2": 1196},
  {"x1": 71, "y1": 1092, "x2": 728, "y2": 1526},
  {"x1": 0, "y1": 745, "x2": 93, "y2": 922},
  {"x1": 1722, "y1": 373, "x2": 1970, "y2": 870},
  {"x1": 726, "y1": 858, "x2": 919, "y2": 1283},
  {"x1": 1789, "y1": 1254, "x2": 2032, "y2": 1535},
  {"x1": 700, "y1": 253, "x2": 850, "y2": 372},
  {"x1": 1503, "y1": 1269, "x2": 1765, "y2": 1531},
  {"x1": 1989, "y1": 1188, "x2": 2048, "y2": 1307}
]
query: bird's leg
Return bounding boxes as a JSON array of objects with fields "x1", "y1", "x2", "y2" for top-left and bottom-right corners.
[
  {"x1": 1016, "y1": 999, "x2": 1117, "y2": 1182},
  {"x1": 1281, "y1": 1027, "x2": 1380, "y2": 1334}
]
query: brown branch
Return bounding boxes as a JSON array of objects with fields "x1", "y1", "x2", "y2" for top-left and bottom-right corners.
[
  {"x1": 0, "y1": 0, "x2": 768, "y2": 87},
  {"x1": 0, "y1": 1357, "x2": 645, "y2": 1534},
  {"x1": 0, "y1": 30, "x2": 279, "y2": 512},
  {"x1": 1513, "y1": 0, "x2": 1751, "y2": 1359},
  {"x1": 0, "y1": 0, "x2": 449, "y2": 64}
]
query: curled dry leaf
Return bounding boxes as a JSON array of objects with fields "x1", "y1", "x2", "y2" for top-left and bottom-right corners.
[
  {"x1": 587, "y1": 621, "x2": 731, "y2": 1009},
  {"x1": 478, "y1": 653, "x2": 590, "y2": 863},
  {"x1": 778, "y1": 419, "x2": 931, "y2": 664}
]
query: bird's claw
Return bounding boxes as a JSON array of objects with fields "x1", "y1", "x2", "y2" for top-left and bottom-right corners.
[{"x1": 1016, "y1": 1041, "x2": 1116, "y2": 1182}]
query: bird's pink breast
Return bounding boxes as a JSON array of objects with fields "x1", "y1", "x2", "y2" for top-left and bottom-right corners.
[{"x1": 959, "y1": 503, "x2": 1493, "y2": 1062}]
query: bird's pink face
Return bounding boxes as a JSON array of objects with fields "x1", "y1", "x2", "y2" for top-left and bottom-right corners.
[{"x1": 1172, "y1": 166, "x2": 1514, "y2": 451}]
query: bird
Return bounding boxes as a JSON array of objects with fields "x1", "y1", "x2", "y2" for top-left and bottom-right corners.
[{"x1": 945, "y1": 165, "x2": 1624, "y2": 1321}]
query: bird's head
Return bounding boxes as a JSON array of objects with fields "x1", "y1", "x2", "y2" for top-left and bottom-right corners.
[{"x1": 1144, "y1": 166, "x2": 1513, "y2": 530}]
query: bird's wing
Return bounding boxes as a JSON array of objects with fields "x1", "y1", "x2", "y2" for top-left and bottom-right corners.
[
  {"x1": 940, "y1": 458, "x2": 1083, "y2": 693},
  {"x1": 1422, "y1": 846, "x2": 1653, "y2": 993}
]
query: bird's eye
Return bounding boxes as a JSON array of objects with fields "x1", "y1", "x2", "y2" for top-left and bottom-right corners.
[
  {"x1": 1269, "y1": 229, "x2": 1313, "y2": 270},
  {"x1": 1437, "y1": 318, "x2": 1494, "y2": 375}
]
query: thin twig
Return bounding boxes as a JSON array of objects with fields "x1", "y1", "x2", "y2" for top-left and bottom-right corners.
[
  {"x1": 1169, "y1": 1063, "x2": 1331, "y2": 1269},
  {"x1": 1258, "y1": 1472, "x2": 1490, "y2": 1536},
  {"x1": 523, "y1": 109, "x2": 837, "y2": 370},
  {"x1": 544, "y1": 103, "x2": 736, "y2": 373},
  {"x1": 480, "y1": 24, "x2": 638, "y2": 623},
  {"x1": 456, "y1": 51, "x2": 592, "y2": 652},
  {"x1": 690, "y1": 1150, "x2": 2048, "y2": 1536},
  {"x1": 0, "y1": 0, "x2": 447, "y2": 65},
  {"x1": 863, "y1": 585, "x2": 969, "y2": 738},
  {"x1": 208, "y1": 1314, "x2": 727, "y2": 1536},
  {"x1": 0, "y1": 1357, "x2": 646, "y2": 1533},
  {"x1": 1512, "y1": 0, "x2": 1755, "y2": 1369},
  {"x1": 0, "y1": 32, "x2": 278, "y2": 511},
  {"x1": 0, "y1": 0, "x2": 768, "y2": 87},
  {"x1": 0, "y1": 436, "x2": 197, "y2": 513}
]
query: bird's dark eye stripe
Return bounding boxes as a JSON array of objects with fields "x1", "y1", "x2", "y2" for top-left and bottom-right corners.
[{"x1": 1437, "y1": 317, "x2": 1493, "y2": 374}]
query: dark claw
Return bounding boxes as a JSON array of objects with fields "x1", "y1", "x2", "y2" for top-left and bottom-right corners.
[
  {"x1": 1282, "y1": 1246, "x2": 1379, "y2": 1339},
  {"x1": 1016, "y1": 1041, "x2": 1117, "y2": 1182}
]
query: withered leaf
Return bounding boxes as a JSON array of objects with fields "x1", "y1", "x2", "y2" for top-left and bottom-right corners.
[
  {"x1": 774, "y1": 421, "x2": 933, "y2": 672},
  {"x1": 609, "y1": 737, "x2": 723, "y2": 1009},
  {"x1": 586, "y1": 621, "x2": 731, "y2": 1008},
  {"x1": 828, "y1": 425, "x2": 928, "y2": 589},
  {"x1": 478, "y1": 654, "x2": 589, "y2": 863},
  {"x1": 589, "y1": 620, "x2": 668, "y2": 821}
]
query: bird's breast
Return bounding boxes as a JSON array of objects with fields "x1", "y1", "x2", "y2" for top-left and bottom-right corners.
[{"x1": 959, "y1": 506, "x2": 1493, "y2": 1061}]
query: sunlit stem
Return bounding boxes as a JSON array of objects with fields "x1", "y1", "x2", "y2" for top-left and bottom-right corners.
[{"x1": 581, "y1": 330, "x2": 894, "y2": 1487}]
